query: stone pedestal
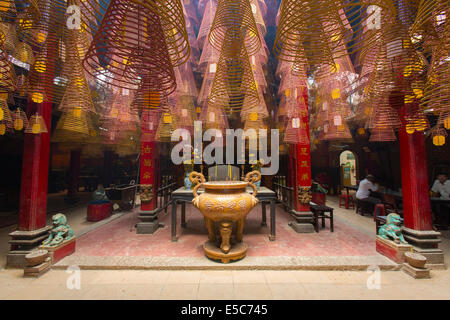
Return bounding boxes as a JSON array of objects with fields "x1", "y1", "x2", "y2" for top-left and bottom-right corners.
[
  {"x1": 376, "y1": 236, "x2": 412, "y2": 263},
  {"x1": 41, "y1": 237, "x2": 76, "y2": 264},
  {"x1": 402, "y1": 263, "x2": 431, "y2": 279},
  {"x1": 87, "y1": 202, "x2": 112, "y2": 222},
  {"x1": 7, "y1": 226, "x2": 52, "y2": 268},
  {"x1": 136, "y1": 209, "x2": 160, "y2": 234},
  {"x1": 402, "y1": 227, "x2": 445, "y2": 269},
  {"x1": 289, "y1": 210, "x2": 315, "y2": 233},
  {"x1": 23, "y1": 257, "x2": 52, "y2": 278}
]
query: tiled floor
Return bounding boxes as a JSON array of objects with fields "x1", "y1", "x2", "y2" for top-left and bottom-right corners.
[{"x1": 1, "y1": 193, "x2": 449, "y2": 299}]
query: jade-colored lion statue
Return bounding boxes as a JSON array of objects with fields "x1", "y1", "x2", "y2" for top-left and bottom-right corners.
[
  {"x1": 378, "y1": 213, "x2": 407, "y2": 244},
  {"x1": 42, "y1": 213, "x2": 74, "y2": 247}
]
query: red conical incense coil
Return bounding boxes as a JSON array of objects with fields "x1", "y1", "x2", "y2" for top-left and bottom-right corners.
[
  {"x1": 83, "y1": 1, "x2": 176, "y2": 94},
  {"x1": 174, "y1": 63, "x2": 198, "y2": 97},
  {"x1": 369, "y1": 127, "x2": 397, "y2": 142},
  {"x1": 198, "y1": 36, "x2": 220, "y2": 73},
  {"x1": 0, "y1": 45, "x2": 16, "y2": 92},
  {"x1": 80, "y1": 0, "x2": 190, "y2": 66},
  {"x1": 141, "y1": 109, "x2": 161, "y2": 143}
]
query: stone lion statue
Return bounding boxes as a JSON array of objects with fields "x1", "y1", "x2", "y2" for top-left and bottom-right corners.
[
  {"x1": 42, "y1": 213, "x2": 74, "y2": 247},
  {"x1": 378, "y1": 213, "x2": 408, "y2": 244}
]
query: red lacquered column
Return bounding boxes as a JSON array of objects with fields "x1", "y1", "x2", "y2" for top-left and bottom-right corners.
[
  {"x1": 136, "y1": 118, "x2": 160, "y2": 233},
  {"x1": 289, "y1": 86, "x2": 314, "y2": 233},
  {"x1": 396, "y1": 104, "x2": 444, "y2": 267}
]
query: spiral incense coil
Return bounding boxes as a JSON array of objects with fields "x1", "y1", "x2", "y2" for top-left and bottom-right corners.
[
  {"x1": 410, "y1": 0, "x2": 449, "y2": 44},
  {"x1": 25, "y1": 113, "x2": 47, "y2": 134},
  {"x1": 430, "y1": 126, "x2": 447, "y2": 146},
  {"x1": 0, "y1": 95, "x2": 12, "y2": 135},
  {"x1": 369, "y1": 127, "x2": 397, "y2": 142},
  {"x1": 199, "y1": 37, "x2": 220, "y2": 73},
  {"x1": 0, "y1": 46, "x2": 16, "y2": 92},
  {"x1": 250, "y1": 0, "x2": 266, "y2": 36},
  {"x1": 14, "y1": 41, "x2": 34, "y2": 66},
  {"x1": 174, "y1": 63, "x2": 198, "y2": 97},
  {"x1": 18, "y1": 0, "x2": 67, "y2": 48},
  {"x1": 52, "y1": 109, "x2": 91, "y2": 143},
  {"x1": 198, "y1": 64, "x2": 216, "y2": 105},
  {"x1": 141, "y1": 109, "x2": 161, "y2": 142},
  {"x1": 420, "y1": 26, "x2": 449, "y2": 115},
  {"x1": 208, "y1": 38, "x2": 260, "y2": 115},
  {"x1": 322, "y1": 116, "x2": 353, "y2": 142},
  {"x1": 199, "y1": 100, "x2": 229, "y2": 134},
  {"x1": 209, "y1": 0, "x2": 261, "y2": 55},
  {"x1": 0, "y1": 0, "x2": 40, "y2": 24},
  {"x1": 11, "y1": 107, "x2": 28, "y2": 131},
  {"x1": 57, "y1": 29, "x2": 96, "y2": 115},
  {"x1": 197, "y1": 0, "x2": 217, "y2": 50},
  {"x1": 83, "y1": 1, "x2": 176, "y2": 94},
  {"x1": 155, "y1": 100, "x2": 179, "y2": 142},
  {"x1": 274, "y1": 0, "x2": 396, "y2": 65}
]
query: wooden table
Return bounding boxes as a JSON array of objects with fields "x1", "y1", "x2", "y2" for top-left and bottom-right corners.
[
  {"x1": 171, "y1": 186, "x2": 277, "y2": 242},
  {"x1": 342, "y1": 185, "x2": 358, "y2": 195}
]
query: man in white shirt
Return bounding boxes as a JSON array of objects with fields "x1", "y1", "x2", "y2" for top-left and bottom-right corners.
[
  {"x1": 356, "y1": 175, "x2": 381, "y2": 206},
  {"x1": 431, "y1": 173, "x2": 450, "y2": 200}
]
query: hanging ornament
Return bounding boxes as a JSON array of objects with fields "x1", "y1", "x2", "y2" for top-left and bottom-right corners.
[{"x1": 25, "y1": 113, "x2": 47, "y2": 134}]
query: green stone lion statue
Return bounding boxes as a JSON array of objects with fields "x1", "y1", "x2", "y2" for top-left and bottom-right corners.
[
  {"x1": 42, "y1": 213, "x2": 74, "y2": 247},
  {"x1": 378, "y1": 213, "x2": 408, "y2": 244}
]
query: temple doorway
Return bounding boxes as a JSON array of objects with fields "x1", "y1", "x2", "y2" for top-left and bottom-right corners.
[{"x1": 339, "y1": 150, "x2": 357, "y2": 187}]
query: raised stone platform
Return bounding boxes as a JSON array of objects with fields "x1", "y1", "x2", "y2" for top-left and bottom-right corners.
[{"x1": 53, "y1": 254, "x2": 398, "y2": 271}]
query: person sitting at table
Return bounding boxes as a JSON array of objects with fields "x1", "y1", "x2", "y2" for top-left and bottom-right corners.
[
  {"x1": 431, "y1": 173, "x2": 450, "y2": 200},
  {"x1": 356, "y1": 175, "x2": 381, "y2": 211}
]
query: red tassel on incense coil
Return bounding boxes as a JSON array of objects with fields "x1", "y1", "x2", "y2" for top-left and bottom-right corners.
[
  {"x1": 83, "y1": 1, "x2": 176, "y2": 94},
  {"x1": 199, "y1": 36, "x2": 220, "y2": 73},
  {"x1": 209, "y1": 0, "x2": 261, "y2": 55},
  {"x1": 369, "y1": 127, "x2": 397, "y2": 142},
  {"x1": 197, "y1": 0, "x2": 217, "y2": 50}
]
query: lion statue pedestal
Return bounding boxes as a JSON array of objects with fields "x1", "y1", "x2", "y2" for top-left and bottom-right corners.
[
  {"x1": 376, "y1": 213, "x2": 412, "y2": 263},
  {"x1": 40, "y1": 213, "x2": 76, "y2": 264}
]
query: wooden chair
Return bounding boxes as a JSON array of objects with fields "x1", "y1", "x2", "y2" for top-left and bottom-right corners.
[
  {"x1": 310, "y1": 203, "x2": 334, "y2": 232},
  {"x1": 382, "y1": 193, "x2": 403, "y2": 216}
]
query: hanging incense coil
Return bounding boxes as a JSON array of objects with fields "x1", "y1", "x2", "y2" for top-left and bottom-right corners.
[
  {"x1": 0, "y1": 95, "x2": 12, "y2": 135},
  {"x1": 0, "y1": 22, "x2": 17, "y2": 55},
  {"x1": 155, "y1": 100, "x2": 179, "y2": 142},
  {"x1": 0, "y1": 45, "x2": 16, "y2": 92},
  {"x1": 51, "y1": 109, "x2": 91, "y2": 145},
  {"x1": 83, "y1": 1, "x2": 176, "y2": 94},
  {"x1": 198, "y1": 63, "x2": 216, "y2": 105},
  {"x1": 57, "y1": 29, "x2": 96, "y2": 115},
  {"x1": 208, "y1": 36, "x2": 260, "y2": 115},
  {"x1": 25, "y1": 113, "x2": 48, "y2": 134},
  {"x1": 274, "y1": 0, "x2": 397, "y2": 65},
  {"x1": 141, "y1": 109, "x2": 161, "y2": 142},
  {"x1": 197, "y1": 0, "x2": 217, "y2": 50},
  {"x1": 174, "y1": 63, "x2": 198, "y2": 97},
  {"x1": 430, "y1": 126, "x2": 447, "y2": 146},
  {"x1": 80, "y1": 0, "x2": 190, "y2": 66},
  {"x1": 15, "y1": 41, "x2": 34, "y2": 66},
  {"x1": 198, "y1": 37, "x2": 220, "y2": 73},
  {"x1": 0, "y1": 0, "x2": 40, "y2": 24},
  {"x1": 12, "y1": 107, "x2": 28, "y2": 131},
  {"x1": 209, "y1": 0, "x2": 261, "y2": 55},
  {"x1": 369, "y1": 127, "x2": 397, "y2": 142},
  {"x1": 18, "y1": 0, "x2": 67, "y2": 48},
  {"x1": 250, "y1": 0, "x2": 266, "y2": 36},
  {"x1": 410, "y1": 0, "x2": 448, "y2": 45}
]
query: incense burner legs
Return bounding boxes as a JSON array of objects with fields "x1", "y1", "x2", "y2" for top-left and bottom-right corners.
[{"x1": 190, "y1": 171, "x2": 261, "y2": 263}]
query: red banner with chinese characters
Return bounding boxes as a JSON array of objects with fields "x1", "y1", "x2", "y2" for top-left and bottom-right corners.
[
  {"x1": 295, "y1": 86, "x2": 311, "y2": 211},
  {"x1": 140, "y1": 141, "x2": 157, "y2": 211}
]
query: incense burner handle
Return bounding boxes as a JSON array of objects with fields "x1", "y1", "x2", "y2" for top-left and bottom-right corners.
[
  {"x1": 245, "y1": 170, "x2": 261, "y2": 197},
  {"x1": 189, "y1": 171, "x2": 205, "y2": 198}
]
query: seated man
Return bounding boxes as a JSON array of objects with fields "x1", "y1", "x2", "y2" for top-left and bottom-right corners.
[
  {"x1": 431, "y1": 173, "x2": 450, "y2": 200},
  {"x1": 356, "y1": 175, "x2": 381, "y2": 211}
]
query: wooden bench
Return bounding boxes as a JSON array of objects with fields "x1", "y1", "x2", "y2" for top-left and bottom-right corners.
[{"x1": 310, "y1": 202, "x2": 334, "y2": 232}]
